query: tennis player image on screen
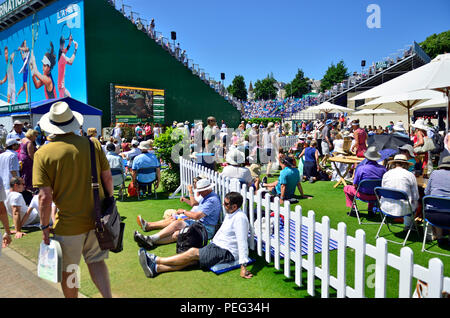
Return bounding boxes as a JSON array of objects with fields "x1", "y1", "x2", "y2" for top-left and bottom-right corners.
[
  {"x1": 17, "y1": 40, "x2": 30, "y2": 103},
  {"x1": 30, "y1": 41, "x2": 58, "y2": 100},
  {"x1": 58, "y1": 25, "x2": 78, "y2": 98},
  {"x1": 114, "y1": 87, "x2": 154, "y2": 119},
  {"x1": 0, "y1": 46, "x2": 16, "y2": 105}
]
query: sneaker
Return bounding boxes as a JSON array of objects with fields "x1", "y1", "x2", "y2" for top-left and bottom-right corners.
[
  {"x1": 137, "y1": 215, "x2": 148, "y2": 232},
  {"x1": 309, "y1": 177, "x2": 315, "y2": 183},
  {"x1": 262, "y1": 176, "x2": 268, "y2": 184},
  {"x1": 138, "y1": 248, "x2": 158, "y2": 278},
  {"x1": 134, "y1": 231, "x2": 154, "y2": 250}
]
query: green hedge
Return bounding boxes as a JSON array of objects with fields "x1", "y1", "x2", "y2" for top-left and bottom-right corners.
[{"x1": 246, "y1": 118, "x2": 282, "y2": 126}]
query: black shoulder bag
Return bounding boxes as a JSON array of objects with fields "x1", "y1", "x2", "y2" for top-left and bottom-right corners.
[{"x1": 88, "y1": 138, "x2": 125, "y2": 253}]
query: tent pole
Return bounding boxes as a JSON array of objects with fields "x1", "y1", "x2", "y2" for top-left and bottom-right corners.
[{"x1": 447, "y1": 89, "x2": 449, "y2": 134}]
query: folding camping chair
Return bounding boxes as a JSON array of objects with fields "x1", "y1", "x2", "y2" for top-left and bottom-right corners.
[
  {"x1": 421, "y1": 195, "x2": 450, "y2": 257},
  {"x1": 374, "y1": 187, "x2": 420, "y2": 246},
  {"x1": 351, "y1": 179, "x2": 382, "y2": 225},
  {"x1": 136, "y1": 167, "x2": 158, "y2": 200},
  {"x1": 111, "y1": 168, "x2": 126, "y2": 201}
]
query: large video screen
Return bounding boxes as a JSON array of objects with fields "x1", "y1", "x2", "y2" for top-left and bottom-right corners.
[
  {"x1": 0, "y1": 0, "x2": 87, "y2": 107},
  {"x1": 111, "y1": 84, "x2": 165, "y2": 124}
]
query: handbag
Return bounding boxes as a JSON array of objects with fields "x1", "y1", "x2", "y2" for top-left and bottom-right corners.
[
  {"x1": 414, "y1": 137, "x2": 435, "y2": 154},
  {"x1": 88, "y1": 138, "x2": 125, "y2": 253},
  {"x1": 128, "y1": 182, "x2": 138, "y2": 197}
]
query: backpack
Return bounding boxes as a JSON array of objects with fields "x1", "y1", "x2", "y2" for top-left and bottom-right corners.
[
  {"x1": 430, "y1": 128, "x2": 444, "y2": 155},
  {"x1": 176, "y1": 222, "x2": 209, "y2": 254}
]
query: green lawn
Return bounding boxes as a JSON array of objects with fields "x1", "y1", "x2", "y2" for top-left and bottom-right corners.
[{"x1": 4, "y1": 172, "x2": 450, "y2": 298}]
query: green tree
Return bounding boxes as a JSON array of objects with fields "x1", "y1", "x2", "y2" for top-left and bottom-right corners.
[
  {"x1": 420, "y1": 30, "x2": 450, "y2": 59},
  {"x1": 254, "y1": 74, "x2": 277, "y2": 100},
  {"x1": 285, "y1": 68, "x2": 311, "y2": 98},
  {"x1": 228, "y1": 75, "x2": 248, "y2": 101},
  {"x1": 320, "y1": 60, "x2": 348, "y2": 92}
]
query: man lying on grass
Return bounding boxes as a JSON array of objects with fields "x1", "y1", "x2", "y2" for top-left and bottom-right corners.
[{"x1": 138, "y1": 192, "x2": 253, "y2": 279}]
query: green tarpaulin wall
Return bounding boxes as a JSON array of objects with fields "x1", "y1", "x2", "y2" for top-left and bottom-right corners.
[{"x1": 84, "y1": 0, "x2": 241, "y2": 128}]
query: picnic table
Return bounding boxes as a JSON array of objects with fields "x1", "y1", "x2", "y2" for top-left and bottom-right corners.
[{"x1": 328, "y1": 155, "x2": 365, "y2": 188}]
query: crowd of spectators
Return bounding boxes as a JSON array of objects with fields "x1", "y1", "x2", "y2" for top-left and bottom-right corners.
[{"x1": 239, "y1": 45, "x2": 415, "y2": 120}]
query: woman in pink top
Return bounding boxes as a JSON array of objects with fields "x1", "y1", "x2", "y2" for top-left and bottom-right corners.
[
  {"x1": 351, "y1": 119, "x2": 367, "y2": 157},
  {"x1": 57, "y1": 35, "x2": 78, "y2": 98}
]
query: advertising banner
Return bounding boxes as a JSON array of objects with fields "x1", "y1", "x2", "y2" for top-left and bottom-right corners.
[
  {"x1": 0, "y1": 0, "x2": 87, "y2": 108},
  {"x1": 111, "y1": 84, "x2": 165, "y2": 124}
]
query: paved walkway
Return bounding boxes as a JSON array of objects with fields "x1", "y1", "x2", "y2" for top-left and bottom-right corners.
[{"x1": 0, "y1": 247, "x2": 87, "y2": 298}]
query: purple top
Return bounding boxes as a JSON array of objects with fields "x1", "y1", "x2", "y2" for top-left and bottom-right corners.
[{"x1": 353, "y1": 161, "x2": 387, "y2": 195}]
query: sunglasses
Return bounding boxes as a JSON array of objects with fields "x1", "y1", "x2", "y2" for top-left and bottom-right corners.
[{"x1": 223, "y1": 201, "x2": 231, "y2": 206}]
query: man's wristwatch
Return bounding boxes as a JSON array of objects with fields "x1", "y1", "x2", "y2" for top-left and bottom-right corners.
[{"x1": 40, "y1": 224, "x2": 50, "y2": 231}]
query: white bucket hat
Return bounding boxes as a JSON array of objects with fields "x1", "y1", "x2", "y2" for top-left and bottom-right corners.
[
  {"x1": 40, "y1": 101, "x2": 84, "y2": 135},
  {"x1": 226, "y1": 148, "x2": 245, "y2": 165},
  {"x1": 194, "y1": 178, "x2": 215, "y2": 193},
  {"x1": 393, "y1": 121, "x2": 406, "y2": 132},
  {"x1": 411, "y1": 119, "x2": 429, "y2": 131}
]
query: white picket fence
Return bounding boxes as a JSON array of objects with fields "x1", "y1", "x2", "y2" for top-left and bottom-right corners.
[
  {"x1": 278, "y1": 135, "x2": 298, "y2": 150},
  {"x1": 179, "y1": 156, "x2": 450, "y2": 298}
]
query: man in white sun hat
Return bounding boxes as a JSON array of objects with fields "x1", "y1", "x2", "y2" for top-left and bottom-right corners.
[
  {"x1": 392, "y1": 121, "x2": 409, "y2": 138},
  {"x1": 33, "y1": 101, "x2": 113, "y2": 298},
  {"x1": 6, "y1": 120, "x2": 26, "y2": 141},
  {"x1": 221, "y1": 148, "x2": 253, "y2": 188},
  {"x1": 0, "y1": 138, "x2": 20, "y2": 191},
  {"x1": 134, "y1": 178, "x2": 222, "y2": 249}
]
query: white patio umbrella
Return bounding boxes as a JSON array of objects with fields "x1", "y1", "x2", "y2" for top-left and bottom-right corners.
[
  {"x1": 411, "y1": 94, "x2": 448, "y2": 111},
  {"x1": 303, "y1": 101, "x2": 354, "y2": 116},
  {"x1": 359, "y1": 89, "x2": 443, "y2": 134},
  {"x1": 352, "y1": 108, "x2": 395, "y2": 126},
  {"x1": 351, "y1": 53, "x2": 450, "y2": 132}
]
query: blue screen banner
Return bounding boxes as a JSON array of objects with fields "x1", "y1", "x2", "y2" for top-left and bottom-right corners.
[{"x1": 0, "y1": 0, "x2": 87, "y2": 109}]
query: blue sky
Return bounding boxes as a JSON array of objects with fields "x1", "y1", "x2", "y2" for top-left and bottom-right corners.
[{"x1": 121, "y1": 0, "x2": 449, "y2": 88}]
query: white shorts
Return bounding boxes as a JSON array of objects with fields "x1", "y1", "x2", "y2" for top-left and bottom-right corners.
[{"x1": 321, "y1": 141, "x2": 330, "y2": 155}]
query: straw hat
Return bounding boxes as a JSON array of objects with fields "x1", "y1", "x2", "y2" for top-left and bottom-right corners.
[
  {"x1": 249, "y1": 164, "x2": 261, "y2": 178},
  {"x1": 40, "y1": 101, "x2": 84, "y2": 135},
  {"x1": 388, "y1": 154, "x2": 414, "y2": 166},
  {"x1": 364, "y1": 146, "x2": 381, "y2": 162},
  {"x1": 226, "y1": 148, "x2": 245, "y2": 165},
  {"x1": 138, "y1": 139, "x2": 153, "y2": 150}
]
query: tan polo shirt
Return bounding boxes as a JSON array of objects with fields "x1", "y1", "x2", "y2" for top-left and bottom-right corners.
[{"x1": 33, "y1": 133, "x2": 110, "y2": 236}]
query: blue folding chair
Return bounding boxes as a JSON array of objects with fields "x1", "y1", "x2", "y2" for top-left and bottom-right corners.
[
  {"x1": 136, "y1": 167, "x2": 158, "y2": 200},
  {"x1": 351, "y1": 179, "x2": 382, "y2": 225},
  {"x1": 421, "y1": 195, "x2": 450, "y2": 257},
  {"x1": 374, "y1": 187, "x2": 420, "y2": 246}
]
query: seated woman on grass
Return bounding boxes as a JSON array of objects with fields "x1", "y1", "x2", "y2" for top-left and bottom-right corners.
[{"x1": 261, "y1": 156, "x2": 307, "y2": 204}]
